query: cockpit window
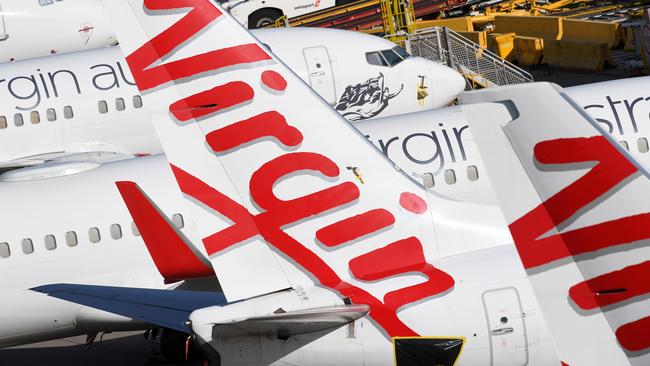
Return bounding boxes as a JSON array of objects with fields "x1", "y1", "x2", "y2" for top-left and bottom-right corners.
[
  {"x1": 367, "y1": 47, "x2": 411, "y2": 67},
  {"x1": 392, "y1": 46, "x2": 410, "y2": 59},
  {"x1": 380, "y1": 50, "x2": 402, "y2": 66},
  {"x1": 366, "y1": 52, "x2": 388, "y2": 66}
]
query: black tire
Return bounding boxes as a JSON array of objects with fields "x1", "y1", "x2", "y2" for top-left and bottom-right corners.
[{"x1": 249, "y1": 9, "x2": 283, "y2": 29}]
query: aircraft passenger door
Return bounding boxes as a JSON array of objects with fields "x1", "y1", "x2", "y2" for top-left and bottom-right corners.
[
  {"x1": 303, "y1": 46, "x2": 336, "y2": 104},
  {"x1": 0, "y1": 5, "x2": 8, "y2": 41},
  {"x1": 482, "y1": 287, "x2": 529, "y2": 366}
]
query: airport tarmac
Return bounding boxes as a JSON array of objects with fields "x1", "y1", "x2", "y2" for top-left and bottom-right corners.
[{"x1": 1, "y1": 331, "x2": 202, "y2": 366}]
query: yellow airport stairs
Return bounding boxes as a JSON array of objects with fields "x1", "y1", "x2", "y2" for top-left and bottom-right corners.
[{"x1": 405, "y1": 27, "x2": 534, "y2": 89}]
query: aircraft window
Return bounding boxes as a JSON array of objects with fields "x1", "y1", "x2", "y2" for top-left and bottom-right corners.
[
  {"x1": 47, "y1": 108, "x2": 57, "y2": 121},
  {"x1": 44, "y1": 235, "x2": 57, "y2": 251},
  {"x1": 392, "y1": 46, "x2": 410, "y2": 59},
  {"x1": 88, "y1": 227, "x2": 101, "y2": 243},
  {"x1": 39, "y1": 0, "x2": 55, "y2": 5},
  {"x1": 380, "y1": 49, "x2": 402, "y2": 66},
  {"x1": 115, "y1": 98, "x2": 126, "y2": 111},
  {"x1": 172, "y1": 213, "x2": 184, "y2": 229},
  {"x1": 30, "y1": 111, "x2": 40, "y2": 124},
  {"x1": 14, "y1": 113, "x2": 23, "y2": 127},
  {"x1": 0, "y1": 242, "x2": 9, "y2": 258},
  {"x1": 366, "y1": 52, "x2": 388, "y2": 67},
  {"x1": 444, "y1": 169, "x2": 457, "y2": 185},
  {"x1": 467, "y1": 165, "x2": 479, "y2": 181},
  {"x1": 98, "y1": 100, "x2": 108, "y2": 114},
  {"x1": 620, "y1": 140, "x2": 629, "y2": 150},
  {"x1": 422, "y1": 173, "x2": 435, "y2": 188},
  {"x1": 110, "y1": 224, "x2": 123, "y2": 240},
  {"x1": 0, "y1": 116, "x2": 6, "y2": 129},
  {"x1": 64, "y1": 106, "x2": 74, "y2": 119},
  {"x1": 131, "y1": 222, "x2": 140, "y2": 236},
  {"x1": 133, "y1": 95, "x2": 143, "y2": 109},
  {"x1": 638, "y1": 138, "x2": 649, "y2": 153},
  {"x1": 65, "y1": 231, "x2": 78, "y2": 247},
  {"x1": 21, "y1": 238, "x2": 34, "y2": 254}
]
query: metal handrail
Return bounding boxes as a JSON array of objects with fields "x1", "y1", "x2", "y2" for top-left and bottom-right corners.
[{"x1": 405, "y1": 27, "x2": 533, "y2": 89}]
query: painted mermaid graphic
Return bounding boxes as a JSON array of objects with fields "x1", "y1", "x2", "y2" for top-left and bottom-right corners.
[{"x1": 335, "y1": 73, "x2": 403, "y2": 121}]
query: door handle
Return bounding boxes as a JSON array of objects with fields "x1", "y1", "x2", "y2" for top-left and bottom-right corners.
[
  {"x1": 311, "y1": 71, "x2": 325, "y2": 77},
  {"x1": 491, "y1": 327, "x2": 514, "y2": 335}
]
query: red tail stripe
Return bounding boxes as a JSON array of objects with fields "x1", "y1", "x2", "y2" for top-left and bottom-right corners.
[
  {"x1": 169, "y1": 82, "x2": 254, "y2": 122},
  {"x1": 171, "y1": 163, "x2": 425, "y2": 336},
  {"x1": 510, "y1": 213, "x2": 650, "y2": 269},
  {"x1": 349, "y1": 237, "x2": 455, "y2": 309},
  {"x1": 129, "y1": 43, "x2": 271, "y2": 91},
  {"x1": 206, "y1": 111, "x2": 303, "y2": 153},
  {"x1": 171, "y1": 165, "x2": 260, "y2": 254},
  {"x1": 399, "y1": 192, "x2": 428, "y2": 214},
  {"x1": 127, "y1": 0, "x2": 222, "y2": 90},
  {"x1": 509, "y1": 136, "x2": 639, "y2": 269},
  {"x1": 249, "y1": 152, "x2": 343, "y2": 211},
  {"x1": 128, "y1": 1, "x2": 272, "y2": 91},
  {"x1": 261, "y1": 70, "x2": 288, "y2": 92},
  {"x1": 315, "y1": 209, "x2": 395, "y2": 247},
  {"x1": 616, "y1": 316, "x2": 650, "y2": 351},
  {"x1": 115, "y1": 181, "x2": 214, "y2": 283},
  {"x1": 532, "y1": 137, "x2": 637, "y2": 227},
  {"x1": 569, "y1": 260, "x2": 650, "y2": 310}
]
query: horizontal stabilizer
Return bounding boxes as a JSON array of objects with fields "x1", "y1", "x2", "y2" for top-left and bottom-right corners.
[
  {"x1": 32, "y1": 284, "x2": 227, "y2": 333},
  {"x1": 212, "y1": 304, "x2": 369, "y2": 339}
]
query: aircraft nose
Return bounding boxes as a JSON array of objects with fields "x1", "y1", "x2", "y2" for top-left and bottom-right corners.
[
  {"x1": 406, "y1": 56, "x2": 465, "y2": 107},
  {"x1": 432, "y1": 62, "x2": 466, "y2": 106}
]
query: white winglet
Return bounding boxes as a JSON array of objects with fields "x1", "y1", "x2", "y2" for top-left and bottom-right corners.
[{"x1": 461, "y1": 82, "x2": 650, "y2": 366}]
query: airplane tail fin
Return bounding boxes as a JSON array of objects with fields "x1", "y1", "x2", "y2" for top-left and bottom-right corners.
[
  {"x1": 460, "y1": 82, "x2": 650, "y2": 365},
  {"x1": 99, "y1": 2, "x2": 511, "y2": 340}
]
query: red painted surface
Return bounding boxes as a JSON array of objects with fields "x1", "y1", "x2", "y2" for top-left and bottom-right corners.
[
  {"x1": 509, "y1": 137, "x2": 639, "y2": 269},
  {"x1": 261, "y1": 70, "x2": 287, "y2": 92},
  {"x1": 115, "y1": 181, "x2": 214, "y2": 283},
  {"x1": 206, "y1": 111, "x2": 303, "y2": 153},
  {"x1": 126, "y1": 0, "x2": 269, "y2": 91},
  {"x1": 169, "y1": 82, "x2": 254, "y2": 122},
  {"x1": 510, "y1": 136, "x2": 650, "y2": 352},
  {"x1": 399, "y1": 192, "x2": 428, "y2": 214},
  {"x1": 570, "y1": 261, "x2": 650, "y2": 310},
  {"x1": 316, "y1": 209, "x2": 395, "y2": 247},
  {"x1": 616, "y1": 316, "x2": 650, "y2": 351},
  {"x1": 349, "y1": 237, "x2": 454, "y2": 309},
  {"x1": 126, "y1": 0, "x2": 456, "y2": 338}
]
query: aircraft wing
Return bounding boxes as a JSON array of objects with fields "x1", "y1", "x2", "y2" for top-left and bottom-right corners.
[
  {"x1": 0, "y1": 151, "x2": 138, "y2": 174},
  {"x1": 32, "y1": 284, "x2": 228, "y2": 333},
  {"x1": 32, "y1": 284, "x2": 368, "y2": 337}
]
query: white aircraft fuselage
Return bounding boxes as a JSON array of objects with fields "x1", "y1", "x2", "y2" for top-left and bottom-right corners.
[
  {"x1": 0, "y1": 151, "x2": 559, "y2": 365},
  {"x1": 358, "y1": 76, "x2": 650, "y2": 205},
  {"x1": 0, "y1": 27, "x2": 462, "y2": 163},
  {"x1": 0, "y1": 0, "x2": 117, "y2": 63}
]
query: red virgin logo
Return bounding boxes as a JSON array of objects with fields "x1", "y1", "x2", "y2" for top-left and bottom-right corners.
[
  {"x1": 126, "y1": 0, "x2": 455, "y2": 337},
  {"x1": 510, "y1": 136, "x2": 650, "y2": 352}
]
